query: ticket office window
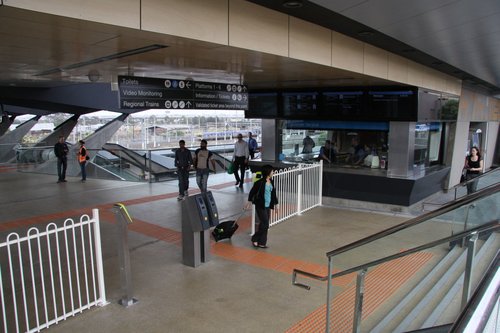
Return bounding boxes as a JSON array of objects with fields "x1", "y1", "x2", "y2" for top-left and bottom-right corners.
[{"x1": 281, "y1": 130, "x2": 328, "y2": 160}]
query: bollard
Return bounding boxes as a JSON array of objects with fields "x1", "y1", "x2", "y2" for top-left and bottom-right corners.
[{"x1": 112, "y1": 203, "x2": 138, "y2": 307}]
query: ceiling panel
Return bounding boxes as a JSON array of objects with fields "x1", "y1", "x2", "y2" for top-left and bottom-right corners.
[{"x1": 308, "y1": 0, "x2": 500, "y2": 90}]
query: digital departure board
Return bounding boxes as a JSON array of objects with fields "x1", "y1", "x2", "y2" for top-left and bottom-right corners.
[
  {"x1": 368, "y1": 90, "x2": 417, "y2": 120},
  {"x1": 322, "y1": 91, "x2": 363, "y2": 118},
  {"x1": 247, "y1": 92, "x2": 278, "y2": 118},
  {"x1": 282, "y1": 92, "x2": 319, "y2": 117}
]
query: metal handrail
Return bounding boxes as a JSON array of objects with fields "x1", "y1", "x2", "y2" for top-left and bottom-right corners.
[
  {"x1": 326, "y1": 182, "x2": 499, "y2": 258},
  {"x1": 454, "y1": 167, "x2": 499, "y2": 201},
  {"x1": 423, "y1": 168, "x2": 499, "y2": 207},
  {"x1": 292, "y1": 220, "x2": 499, "y2": 289},
  {"x1": 449, "y1": 250, "x2": 500, "y2": 332}
]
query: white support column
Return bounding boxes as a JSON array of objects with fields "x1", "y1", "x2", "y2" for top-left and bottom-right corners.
[
  {"x1": 319, "y1": 160, "x2": 323, "y2": 206},
  {"x1": 297, "y1": 164, "x2": 303, "y2": 215},
  {"x1": 92, "y1": 209, "x2": 108, "y2": 307}
]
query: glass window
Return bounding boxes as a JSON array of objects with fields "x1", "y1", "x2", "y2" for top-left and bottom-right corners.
[
  {"x1": 414, "y1": 122, "x2": 443, "y2": 167},
  {"x1": 280, "y1": 128, "x2": 389, "y2": 166},
  {"x1": 280, "y1": 130, "x2": 327, "y2": 161}
]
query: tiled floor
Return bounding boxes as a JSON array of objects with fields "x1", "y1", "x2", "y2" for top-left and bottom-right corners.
[{"x1": 0, "y1": 167, "x2": 440, "y2": 332}]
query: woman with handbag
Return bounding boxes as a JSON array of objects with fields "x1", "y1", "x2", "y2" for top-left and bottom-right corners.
[
  {"x1": 464, "y1": 146, "x2": 483, "y2": 194},
  {"x1": 244, "y1": 164, "x2": 278, "y2": 248}
]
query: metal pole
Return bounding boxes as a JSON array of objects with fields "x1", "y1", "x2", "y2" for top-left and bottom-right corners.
[
  {"x1": 461, "y1": 232, "x2": 478, "y2": 309},
  {"x1": 297, "y1": 165, "x2": 303, "y2": 215},
  {"x1": 352, "y1": 269, "x2": 367, "y2": 333},
  {"x1": 325, "y1": 257, "x2": 333, "y2": 333},
  {"x1": 319, "y1": 160, "x2": 323, "y2": 206},
  {"x1": 112, "y1": 204, "x2": 137, "y2": 307},
  {"x1": 460, "y1": 204, "x2": 473, "y2": 247},
  {"x1": 148, "y1": 150, "x2": 153, "y2": 183}
]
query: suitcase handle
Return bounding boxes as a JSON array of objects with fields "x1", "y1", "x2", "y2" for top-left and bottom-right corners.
[{"x1": 220, "y1": 210, "x2": 247, "y2": 223}]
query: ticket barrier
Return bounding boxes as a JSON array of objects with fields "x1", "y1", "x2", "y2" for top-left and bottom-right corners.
[
  {"x1": 181, "y1": 191, "x2": 220, "y2": 267},
  {"x1": 202, "y1": 191, "x2": 220, "y2": 227},
  {"x1": 112, "y1": 203, "x2": 138, "y2": 307}
]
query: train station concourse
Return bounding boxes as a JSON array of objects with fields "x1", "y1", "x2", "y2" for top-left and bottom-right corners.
[{"x1": 0, "y1": 1, "x2": 499, "y2": 332}]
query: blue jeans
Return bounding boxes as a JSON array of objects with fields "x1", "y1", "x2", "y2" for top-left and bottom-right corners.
[
  {"x1": 196, "y1": 168, "x2": 209, "y2": 193},
  {"x1": 80, "y1": 161, "x2": 86, "y2": 180}
]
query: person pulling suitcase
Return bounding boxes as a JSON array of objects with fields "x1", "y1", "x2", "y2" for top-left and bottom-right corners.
[{"x1": 244, "y1": 164, "x2": 278, "y2": 249}]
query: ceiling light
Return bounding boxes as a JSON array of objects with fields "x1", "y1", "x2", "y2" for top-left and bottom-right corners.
[
  {"x1": 88, "y1": 70, "x2": 101, "y2": 82},
  {"x1": 35, "y1": 44, "x2": 168, "y2": 76},
  {"x1": 282, "y1": 0, "x2": 303, "y2": 8},
  {"x1": 357, "y1": 31, "x2": 375, "y2": 37},
  {"x1": 401, "y1": 48, "x2": 416, "y2": 53}
]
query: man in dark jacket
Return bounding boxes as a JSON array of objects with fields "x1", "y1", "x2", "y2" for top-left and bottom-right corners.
[
  {"x1": 54, "y1": 135, "x2": 69, "y2": 183},
  {"x1": 175, "y1": 140, "x2": 193, "y2": 200}
]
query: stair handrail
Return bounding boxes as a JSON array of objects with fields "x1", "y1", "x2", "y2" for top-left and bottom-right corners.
[
  {"x1": 291, "y1": 183, "x2": 499, "y2": 286},
  {"x1": 292, "y1": 182, "x2": 499, "y2": 333},
  {"x1": 327, "y1": 182, "x2": 499, "y2": 258},
  {"x1": 423, "y1": 167, "x2": 499, "y2": 209},
  {"x1": 293, "y1": 221, "x2": 498, "y2": 333},
  {"x1": 453, "y1": 167, "x2": 499, "y2": 197},
  {"x1": 292, "y1": 220, "x2": 499, "y2": 289},
  {"x1": 448, "y1": 250, "x2": 500, "y2": 333}
]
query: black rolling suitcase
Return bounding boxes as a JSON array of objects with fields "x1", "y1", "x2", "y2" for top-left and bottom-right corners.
[{"x1": 212, "y1": 211, "x2": 244, "y2": 242}]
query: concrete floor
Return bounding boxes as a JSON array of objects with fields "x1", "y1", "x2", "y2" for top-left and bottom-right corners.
[{"x1": 0, "y1": 166, "x2": 449, "y2": 333}]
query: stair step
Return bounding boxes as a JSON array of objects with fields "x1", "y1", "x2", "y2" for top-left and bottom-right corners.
[
  {"x1": 421, "y1": 231, "x2": 499, "y2": 328},
  {"x1": 369, "y1": 246, "x2": 462, "y2": 333},
  {"x1": 371, "y1": 231, "x2": 498, "y2": 333}
]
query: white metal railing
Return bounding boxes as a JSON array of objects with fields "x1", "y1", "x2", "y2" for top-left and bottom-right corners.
[
  {"x1": 252, "y1": 161, "x2": 323, "y2": 233},
  {"x1": 0, "y1": 209, "x2": 107, "y2": 333}
]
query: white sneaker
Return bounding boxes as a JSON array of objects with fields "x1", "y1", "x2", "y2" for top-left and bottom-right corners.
[{"x1": 177, "y1": 195, "x2": 184, "y2": 201}]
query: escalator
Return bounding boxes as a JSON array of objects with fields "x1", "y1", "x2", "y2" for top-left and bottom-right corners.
[{"x1": 100, "y1": 143, "x2": 232, "y2": 182}]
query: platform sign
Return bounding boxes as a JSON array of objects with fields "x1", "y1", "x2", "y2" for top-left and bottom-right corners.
[{"x1": 118, "y1": 76, "x2": 248, "y2": 110}]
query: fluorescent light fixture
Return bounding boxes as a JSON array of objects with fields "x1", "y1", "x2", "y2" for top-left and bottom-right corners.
[{"x1": 35, "y1": 44, "x2": 168, "y2": 76}]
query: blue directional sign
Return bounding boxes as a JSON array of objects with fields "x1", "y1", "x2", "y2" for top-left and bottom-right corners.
[{"x1": 118, "y1": 76, "x2": 248, "y2": 110}]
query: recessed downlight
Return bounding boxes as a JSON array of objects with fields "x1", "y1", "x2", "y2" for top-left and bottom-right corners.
[{"x1": 282, "y1": 0, "x2": 303, "y2": 9}]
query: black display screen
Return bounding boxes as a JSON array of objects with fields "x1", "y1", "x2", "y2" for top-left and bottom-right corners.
[
  {"x1": 322, "y1": 91, "x2": 363, "y2": 118},
  {"x1": 282, "y1": 92, "x2": 319, "y2": 117},
  {"x1": 247, "y1": 92, "x2": 278, "y2": 118},
  {"x1": 368, "y1": 90, "x2": 417, "y2": 120}
]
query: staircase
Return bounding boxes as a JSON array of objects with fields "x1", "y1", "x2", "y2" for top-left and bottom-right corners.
[
  {"x1": 292, "y1": 182, "x2": 500, "y2": 333},
  {"x1": 368, "y1": 232, "x2": 499, "y2": 332}
]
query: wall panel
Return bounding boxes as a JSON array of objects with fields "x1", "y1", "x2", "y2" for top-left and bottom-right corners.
[
  {"x1": 289, "y1": 17, "x2": 331, "y2": 66},
  {"x1": 331, "y1": 31, "x2": 364, "y2": 73},
  {"x1": 388, "y1": 53, "x2": 408, "y2": 84},
  {"x1": 363, "y1": 44, "x2": 388, "y2": 79},
  {"x1": 5, "y1": 0, "x2": 141, "y2": 28},
  {"x1": 229, "y1": 0, "x2": 288, "y2": 56},
  {"x1": 142, "y1": 0, "x2": 228, "y2": 44}
]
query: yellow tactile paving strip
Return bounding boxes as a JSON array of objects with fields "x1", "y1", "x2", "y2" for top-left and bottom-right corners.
[{"x1": 285, "y1": 251, "x2": 434, "y2": 333}]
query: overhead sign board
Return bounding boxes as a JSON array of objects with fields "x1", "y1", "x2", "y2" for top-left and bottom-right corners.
[{"x1": 118, "y1": 75, "x2": 248, "y2": 110}]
